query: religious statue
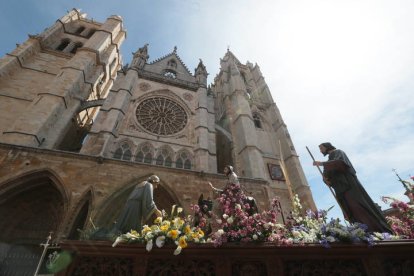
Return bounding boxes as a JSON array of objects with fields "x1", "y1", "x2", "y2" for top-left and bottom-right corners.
[
  {"x1": 313, "y1": 142, "x2": 392, "y2": 233},
  {"x1": 112, "y1": 175, "x2": 162, "y2": 234}
]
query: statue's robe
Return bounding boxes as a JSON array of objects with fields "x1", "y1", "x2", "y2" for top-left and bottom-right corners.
[
  {"x1": 113, "y1": 181, "x2": 157, "y2": 234},
  {"x1": 323, "y1": 149, "x2": 392, "y2": 233}
]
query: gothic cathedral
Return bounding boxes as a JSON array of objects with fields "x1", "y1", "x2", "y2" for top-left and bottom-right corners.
[{"x1": 0, "y1": 9, "x2": 315, "y2": 272}]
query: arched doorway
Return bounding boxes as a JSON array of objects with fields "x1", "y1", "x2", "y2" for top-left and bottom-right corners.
[{"x1": 0, "y1": 172, "x2": 66, "y2": 275}]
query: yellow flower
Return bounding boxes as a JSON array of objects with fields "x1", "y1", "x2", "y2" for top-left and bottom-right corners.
[
  {"x1": 160, "y1": 225, "x2": 169, "y2": 232},
  {"x1": 191, "y1": 232, "x2": 199, "y2": 240},
  {"x1": 173, "y1": 217, "x2": 185, "y2": 228},
  {"x1": 130, "y1": 230, "x2": 139, "y2": 236},
  {"x1": 168, "y1": 229, "x2": 179, "y2": 240},
  {"x1": 150, "y1": 225, "x2": 160, "y2": 232},
  {"x1": 142, "y1": 225, "x2": 151, "y2": 235},
  {"x1": 162, "y1": 220, "x2": 171, "y2": 227},
  {"x1": 154, "y1": 216, "x2": 163, "y2": 224},
  {"x1": 184, "y1": 225, "x2": 191, "y2": 234},
  {"x1": 178, "y1": 236, "x2": 187, "y2": 248},
  {"x1": 198, "y1": 229, "x2": 205, "y2": 237}
]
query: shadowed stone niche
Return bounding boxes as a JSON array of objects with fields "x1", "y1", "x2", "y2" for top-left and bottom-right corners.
[{"x1": 0, "y1": 172, "x2": 66, "y2": 275}]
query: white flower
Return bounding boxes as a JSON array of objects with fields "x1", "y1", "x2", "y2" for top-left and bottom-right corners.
[
  {"x1": 326, "y1": 236, "x2": 336, "y2": 242},
  {"x1": 125, "y1": 232, "x2": 138, "y2": 240},
  {"x1": 146, "y1": 239, "x2": 153, "y2": 252},
  {"x1": 112, "y1": 236, "x2": 124, "y2": 247},
  {"x1": 222, "y1": 214, "x2": 228, "y2": 219},
  {"x1": 177, "y1": 207, "x2": 183, "y2": 214},
  {"x1": 174, "y1": 246, "x2": 182, "y2": 255},
  {"x1": 145, "y1": 233, "x2": 154, "y2": 240},
  {"x1": 227, "y1": 217, "x2": 234, "y2": 224},
  {"x1": 216, "y1": 219, "x2": 222, "y2": 224},
  {"x1": 217, "y1": 229, "x2": 224, "y2": 236},
  {"x1": 252, "y1": 234, "x2": 258, "y2": 240},
  {"x1": 292, "y1": 230, "x2": 301, "y2": 238},
  {"x1": 235, "y1": 204, "x2": 241, "y2": 210},
  {"x1": 156, "y1": 236, "x2": 165, "y2": 248}
]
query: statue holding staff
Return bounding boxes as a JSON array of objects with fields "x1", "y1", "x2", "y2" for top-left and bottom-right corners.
[{"x1": 311, "y1": 142, "x2": 392, "y2": 233}]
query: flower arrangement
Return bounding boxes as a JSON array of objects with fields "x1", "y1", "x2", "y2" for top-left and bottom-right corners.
[
  {"x1": 112, "y1": 205, "x2": 206, "y2": 255},
  {"x1": 201, "y1": 182, "x2": 291, "y2": 246},
  {"x1": 111, "y1": 173, "x2": 413, "y2": 254},
  {"x1": 201, "y1": 184, "x2": 396, "y2": 248},
  {"x1": 381, "y1": 174, "x2": 414, "y2": 238},
  {"x1": 285, "y1": 194, "x2": 396, "y2": 247},
  {"x1": 382, "y1": 197, "x2": 414, "y2": 238}
]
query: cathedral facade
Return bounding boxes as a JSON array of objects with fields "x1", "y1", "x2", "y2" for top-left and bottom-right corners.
[{"x1": 0, "y1": 9, "x2": 315, "y2": 272}]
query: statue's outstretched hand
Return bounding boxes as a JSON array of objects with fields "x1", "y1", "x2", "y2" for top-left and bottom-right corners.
[
  {"x1": 155, "y1": 209, "x2": 162, "y2": 217},
  {"x1": 313, "y1": 161, "x2": 323, "y2": 166},
  {"x1": 323, "y1": 176, "x2": 331, "y2": 186}
]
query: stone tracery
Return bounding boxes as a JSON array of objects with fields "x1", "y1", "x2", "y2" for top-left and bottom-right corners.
[{"x1": 135, "y1": 97, "x2": 188, "y2": 136}]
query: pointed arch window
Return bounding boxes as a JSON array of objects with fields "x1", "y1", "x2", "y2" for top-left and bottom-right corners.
[
  {"x1": 70, "y1": 42, "x2": 83, "y2": 54},
  {"x1": 56, "y1": 39, "x2": 70, "y2": 51},
  {"x1": 135, "y1": 143, "x2": 154, "y2": 164},
  {"x1": 176, "y1": 151, "x2": 192, "y2": 170},
  {"x1": 156, "y1": 155, "x2": 164, "y2": 165},
  {"x1": 155, "y1": 147, "x2": 173, "y2": 167},
  {"x1": 113, "y1": 143, "x2": 132, "y2": 161},
  {"x1": 86, "y1": 29, "x2": 96, "y2": 38},
  {"x1": 75, "y1": 26, "x2": 85, "y2": 35},
  {"x1": 253, "y1": 113, "x2": 262, "y2": 129},
  {"x1": 165, "y1": 157, "x2": 173, "y2": 167}
]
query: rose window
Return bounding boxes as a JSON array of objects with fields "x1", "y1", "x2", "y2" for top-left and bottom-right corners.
[{"x1": 135, "y1": 97, "x2": 188, "y2": 135}]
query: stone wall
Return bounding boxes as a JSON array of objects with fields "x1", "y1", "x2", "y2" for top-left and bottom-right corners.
[{"x1": 0, "y1": 143, "x2": 280, "y2": 240}]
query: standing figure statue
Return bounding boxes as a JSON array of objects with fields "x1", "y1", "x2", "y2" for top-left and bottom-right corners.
[
  {"x1": 113, "y1": 175, "x2": 162, "y2": 234},
  {"x1": 208, "y1": 165, "x2": 239, "y2": 194},
  {"x1": 313, "y1": 142, "x2": 392, "y2": 233},
  {"x1": 207, "y1": 165, "x2": 257, "y2": 219}
]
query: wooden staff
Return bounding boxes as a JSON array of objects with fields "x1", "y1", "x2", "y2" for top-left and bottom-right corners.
[{"x1": 306, "y1": 146, "x2": 349, "y2": 223}]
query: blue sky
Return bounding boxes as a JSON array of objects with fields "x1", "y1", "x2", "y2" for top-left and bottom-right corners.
[{"x1": 1, "y1": 0, "x2": 413, "y2": 220}]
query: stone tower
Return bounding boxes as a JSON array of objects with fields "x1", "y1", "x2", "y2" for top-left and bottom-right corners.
[
  {"x1": 0, "y1": 9, "x2": 125, "y2": 151},
  {"x1": 213, "y1": 50, "x2": 315, "y2": 210}
]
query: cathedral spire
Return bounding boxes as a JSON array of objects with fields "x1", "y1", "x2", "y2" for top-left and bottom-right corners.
[
  {"x1": 131, "y1": 43, "x2": 149, "y2": 69},
  {"x1": 195, "y1": 59, "x2": 208, "y2": 86}
]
